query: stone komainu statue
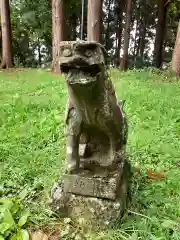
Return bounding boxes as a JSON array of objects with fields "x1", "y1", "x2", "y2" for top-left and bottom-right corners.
[
  {"x1": 59, "y1": 41, "x2": 128, "y2": 174},
  {"x1": 51, "y1": 41, "x2": 130, "y2": 228}
]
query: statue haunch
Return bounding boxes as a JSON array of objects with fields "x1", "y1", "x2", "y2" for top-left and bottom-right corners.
[{"x1": 59, "y1": 41, "x2": 128, "y2": 174}]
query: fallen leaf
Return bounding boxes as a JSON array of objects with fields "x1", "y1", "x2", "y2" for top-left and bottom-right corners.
[
  {"x1": 30, "y1": 230, "x2": 48, "y2": 240},
  {"x1": 146, "y1": 168, "x2": 165, "y2": 180},
  {"x1": 163, "y1": 168, "x2": 169, "y2": 172}
]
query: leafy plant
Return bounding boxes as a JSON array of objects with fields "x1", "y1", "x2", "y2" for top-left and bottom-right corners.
[{"x1": 0, "y1": 196, "x2": 30, "y2": 240}]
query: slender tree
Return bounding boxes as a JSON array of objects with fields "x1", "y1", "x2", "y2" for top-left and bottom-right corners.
[
  {"x1": 52, "y1": 0, "x2": 64, "y2": 73},
  {"x1": 132, "y1": 1, "x2": 141, "y2": 60},
  {"x1": 172, "y1": 22, "x2": 180, "y2": 76},
  {"x1": 154, "y1": 0, "x2": 169, "y2": 68},
  {"x1": 139, "y1": 18, "x2": 147, "y2": 58},
  {"x1": 115, "y1": 0, "x2": 125, "y2": 67},
  {"x1": 0, "y1": 20, "x2": 2, "y2": 64},
  {"x1": 105, "y1": 0, "x2": 112, "y2": 49},
  {"x1": 0, "y1": 0, "x2": 13, "y2": 68},
  {"x1": 121, "y1": 0, "x2": 132, "y2": 70},
  {"x1": 135, "y1": 1, "x2": 148, "y2": 59},
  {"x1": 87, "y1": 0, "x2": 103, "y2": 42}
]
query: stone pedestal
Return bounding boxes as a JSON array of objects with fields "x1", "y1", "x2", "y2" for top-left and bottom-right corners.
[{"x1": 51, "y1": 160, "x2": 132, "y2": 229}]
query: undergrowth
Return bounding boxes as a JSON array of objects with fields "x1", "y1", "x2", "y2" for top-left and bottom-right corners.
[{"x1": 0, "y1": 68, "x2": 180, "y2": 239}]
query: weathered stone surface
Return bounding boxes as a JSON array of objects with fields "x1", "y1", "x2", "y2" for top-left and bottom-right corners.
[
  {"x1": 57, "y1": 193, "x2": 124, "y2": 228},
  {"x1": 60, "y1": 40, "x2": 128, "y2": 173},
  {"x1": 79, "y1": 149, "x2": 126, "y2": 170},
  {"x1": 51, "y1": 160, "x2": 132, "y2": 229},
  {"x1": 63, "y1": 174, "x2": 118, "y2": 200},
  {"x1": 51, "y1": 181, "x2": 130, "y2": 229},
  {"x1": 78, "y1": 143, "x2": 87, "y2": 157}
]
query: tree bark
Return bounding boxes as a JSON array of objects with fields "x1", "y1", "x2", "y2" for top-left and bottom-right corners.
[
  {"x1": 115, "y1": 0, "x2": 124, "y2": 67},
  {"x1": 139, "y1": 20, "x2": 147, "y2": 58},
  {"x1": 52, "y1": 0, "x2": 64, "y2": 73},
  {"x1": 80, "y1": 4, "x2": 88, "y2": 40},
  {"x1": 121, "y1": 0, "x2": 132, "y2": 71},
  {"x1": 172, "y1": 22, "x2": 180, "y2": 76},
  {"x1": 105, "y1": 0, "x2": 111, "y2": 50},
  {"x1": 154, "y1": 0, "x2": 168, "y2": 68},
  {"x1": 0, "y1": 24, "x2": 2, "y2": 63},
  {"x1": 71, "y1": 13, "x2": 77, "y2": 40},
  {"x1": 65, "y1": 12, "x2": 77, "y2": 41},
  {"x1": 136, "y1": 0, "x2": 148, "y2": 59},
  {"x1": 136, "y1": 19, "x2": 147, "y2": 58},
  {"x1": 116, "y1": 22, "x2": 123, "y2": 67},
  {"x1": 87, "y1": 0, "x2": 103, "y2": 42},
  {"x1": 37, "y1": 38, "x2": 41, "y2": 66},
  {"x1": 0, "y1": 0, "x2": 13, "y2": 68},
  {"x1": 133, "y1": 19, "x2": 139, "y2": 59}
]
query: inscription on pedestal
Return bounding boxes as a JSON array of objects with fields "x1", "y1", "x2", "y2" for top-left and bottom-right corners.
[{"x1": 63, "y1": 174, "x2": 119, "y2": 200}]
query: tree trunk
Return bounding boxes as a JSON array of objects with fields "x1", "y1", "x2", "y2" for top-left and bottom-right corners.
[
  {"x1": 52, "y1": 0, "x2": 64, "y2": 73},
  {"x1": 115, "y1": 0, "x2": 124, "y2": 67},
  {"x1": 135, "y1": 20, "x2": 146, "y2": 58},
  {"x1": 37, "y1": 38, "x2": 41, "y2": 66},
  {"x1": 0, "y1": 25, "x2": 2, "y2": 63},
  {"x1": 65, "y1": 11, "x2": 77, "y2": 41},
  {"x1": 87, "y1": 0, "x2": 103, "y2": 42},
  {"x1": 172, "y1": 22, "x2": 180, "y2": 76},
  {"x1": 116, "y1": 22, "x2": 123, "y2": 67},
  {"x1": 0, "y1": 0, "x2": 13, "y2": 68},
  {"x1": 121, "y1": 0, "x2": 132, "y2": 71},
  {"x1": 133, "y1": 19, "x2": 139, "y2": 59},
  {"x1": 80, "y1": 4, "x2": 87, "y2": 40},
  {"x1": 71, "y1": 13, "x2": 77, "y2": 40},
  {"x1": 139, "y1": 20, "x2": 146, "y2": 58},
  {"x1": 82, "y1": 17, "x2": 87, "y2": 40},
  {"x1": 105, "y1": 0, "x2": 111, "y2": 50},
  {"x1": 137, "y1": 1, "x2": 148, "y2": 59},
  {"x1": 154, "y1": 0, "x2": 168, "y2": 68}
]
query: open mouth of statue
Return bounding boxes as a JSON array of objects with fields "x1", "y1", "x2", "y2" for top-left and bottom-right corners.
[{"x1": 61, "y1": 64, "x2": 101, "y2": 85}]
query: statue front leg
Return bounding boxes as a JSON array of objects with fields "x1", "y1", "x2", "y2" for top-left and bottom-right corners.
[
  {"x1": 105, "y1": 119, "x2": 124, "y2": 166},
  {"x1": 66, "y1": 134, "x2": 80, "y2": 173},
  {"x1": 66, "y1": 107, "x2": 82, "y2": 174},
  {"x1": 117, "y1": 100, "x2": 128, "y2": 145}
]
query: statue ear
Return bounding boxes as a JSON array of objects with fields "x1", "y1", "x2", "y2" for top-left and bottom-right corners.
[
  {"x1": 122, "y1": 100, "x2": 126, "y2": 107},
  {"x1": 118, "y1": 100, "x2": 126, "y2": 108},
  {"x1": 99, "y1": 44, "x2": 110, "y2": 65},
  {"x1": 101, "y1": 45, "x2": 108, "y2": 57}
]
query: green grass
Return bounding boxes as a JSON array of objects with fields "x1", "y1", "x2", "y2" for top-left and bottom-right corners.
[{"x1": 1, "y1": 68, "x2": 180, "y2": 239}]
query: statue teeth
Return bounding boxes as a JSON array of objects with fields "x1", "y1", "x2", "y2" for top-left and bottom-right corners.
[{"x1": 81, "y1": 78, "x2": 87, "y2": 82}]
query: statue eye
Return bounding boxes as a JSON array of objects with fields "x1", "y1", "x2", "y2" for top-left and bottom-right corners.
[
  {"x1": 85, "y1": 49, "x2": 93, "y2": 57},
  {"x1": 63, "y1": 49, "x2": 72, "y2": 57}
]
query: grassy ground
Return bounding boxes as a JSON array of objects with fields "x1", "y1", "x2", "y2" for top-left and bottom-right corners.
[{"x1": 1, "y1": 68, "x2": 180, "y2": 239}]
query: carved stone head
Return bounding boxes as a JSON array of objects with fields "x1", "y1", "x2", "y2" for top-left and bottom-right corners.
[{"x1": 59, "y1": 41, "x2": 107, "y2": 86}]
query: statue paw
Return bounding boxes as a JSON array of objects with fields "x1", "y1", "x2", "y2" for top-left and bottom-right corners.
[{"x1": 67, "y1": 162, "x2": 79, "y2": 174}]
